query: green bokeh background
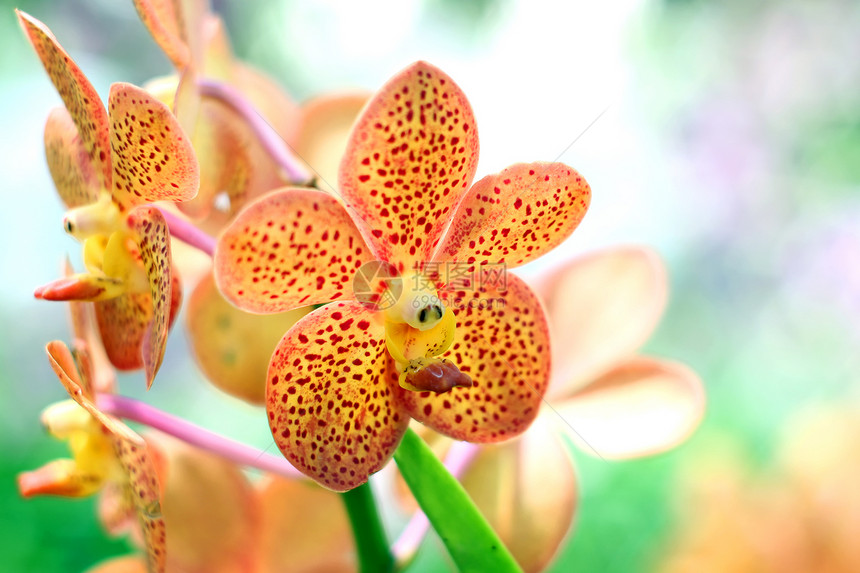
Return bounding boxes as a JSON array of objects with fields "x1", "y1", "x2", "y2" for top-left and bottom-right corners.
[{"x1": 1, "y1": 0, "x2": 858, "y2": 571}]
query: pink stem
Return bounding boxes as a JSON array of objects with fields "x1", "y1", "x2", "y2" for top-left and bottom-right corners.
[
  {"x1": 391, "y1": 441, "x2": 480, "y2": 564},
  {"x1": 157, "y1": 207, "x2": 216, "y2": 256},
  {"x1": 97, "y1": 394, "x2": 304, "y2": 480},
  {"x1": 197, "y1": 79, "x2": 314, "y2": 185}
]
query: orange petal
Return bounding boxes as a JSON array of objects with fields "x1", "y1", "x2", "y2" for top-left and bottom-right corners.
[
  {"x1": 108, "y1": 83, "x2": 199, "y2": 212},
  {"x1": 294, "y1": 92, "x2": 370, "y2": 194},
  {"x1": 17, "y1": 11, "x2": 112, "y2": 191},
  {"x1": 44, "y1": 107, "x2": 102, "y2": 208},
  {"x1": 536, "y1": 246, "x2": 668, "y2": 398},
  {"x1": 95, "y1": 292, "x2": 150, "y2": 372},
  {"x1": 267, "y1": 301, "x2": 409, "y2": 491},
  {"x1": 113, "y1": 438, "x2": 166, "y2": 573},
  {"x1": 215, "y1": 189, "x2": 372, "y2": 313},
  {"x1": 461, "y1": 417, "x2": 577, "y2": 573},
  {"x1": 85, "y1": 556, "x2": 147, "y2": 573},
  {"x1": 131, "y1": 0, "x2": 190, "y2": 69},
  {"x1": 339, "y1": 61, "x2": 479, "y2": 270},
  {"x1": 34, "y1": 273, "x2": 124, "y2": 301},
  {"x1": 127, "y1": 206, "x2": 174, "y2": 387},
  {"x1": 18, "y1": 458, "x2": 103, "y2": 498},
  {"x1": 187, "y1": 271, "x2": 311, "y2": 403},
  {"x1": 145, "y1": 434, "x2": 259, "y2": 573},
  {"x1": 258, "y1": 477, "x2": 355, "y2": 573},
  {"x1": 398, "y1": 272, "x2": 550, "y2": 442},
  {"x1": 435, "y1": 163, "x2": 591, "y2": 268},
  {"x1": 556, "y1": 357, "x2": 705, "y2": 459}
]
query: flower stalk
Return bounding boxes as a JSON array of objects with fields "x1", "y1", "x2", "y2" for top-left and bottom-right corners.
[
  {"x1": 96, "y1": 393, "x2": 304, "y2": 479},
  {"x1": 197, "y1": 78, "x2": 315, "y2": 185},
  {"x1": 156, "y1": 207, "x2": 216, "y2": 256},
  {"x1": 341, "y1": 482, "x2": 395, "y2": 573}
]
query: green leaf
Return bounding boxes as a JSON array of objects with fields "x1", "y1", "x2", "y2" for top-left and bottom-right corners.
[{"x1": 393, "y1": 428, "x2": 523, "y2": 573}]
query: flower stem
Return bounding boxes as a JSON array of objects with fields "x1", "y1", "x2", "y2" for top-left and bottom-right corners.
[
  {"x1": 156, "y1": 207, "x2": 216, "y2": 256},
  {"x1": 96, "y1": 394, "x2": 304, "y2": 479},
  {"x1": 340, "y1": 481, "x2": 395, "y2": 573},
  {"x1": 391, "y1": 441, "x2": 479, "y2": 566},
  {"x1": 197, "y1": 78, "x2": 314, "y2": 185}
]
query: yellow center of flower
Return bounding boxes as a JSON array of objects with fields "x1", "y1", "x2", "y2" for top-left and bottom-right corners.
[
  {"x1": 383, "y1": 271, "x2": 472, "y2": 393},
  {"x1": 63, "y1": 193, "x2": 121, "y2": 241}
]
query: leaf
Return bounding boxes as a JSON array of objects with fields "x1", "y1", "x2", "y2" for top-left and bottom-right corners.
[{"x1": 393, "y1": 428, "x2": 523, "y2": 573}]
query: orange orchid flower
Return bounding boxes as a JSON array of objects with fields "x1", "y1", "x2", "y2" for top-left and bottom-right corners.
[
  {"x1": 18, "y1": 340, "x2": 166, "y2": 572},
  {"x1": 214, "y1": 60, "x2": 591, "y2": 491},
  {"x1": 18, "y1": 11, "x2": 198, "y2": 387}
]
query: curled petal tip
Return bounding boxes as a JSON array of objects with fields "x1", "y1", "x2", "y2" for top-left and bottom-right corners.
[
  {"x1": 34, "y1": 275, "x2": 123, "y2": 302},
  {"x1": 400, "y1": 358, "x2": 472, "y2": 393},
  {"x1": 17, "y1": 460, "x2": 101, "y2": 498}
]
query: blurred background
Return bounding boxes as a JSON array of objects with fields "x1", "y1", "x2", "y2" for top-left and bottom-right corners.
[{"x1": 1, "y1": 0, "x2": 858, "y2": 571}]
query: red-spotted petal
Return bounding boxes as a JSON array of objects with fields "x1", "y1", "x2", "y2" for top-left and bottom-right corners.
[
  {"x1": 108, "y1": 83, "x2": 199, "y2": 212},
  {"x1": 127, "y1": 206, "x2": 174, "y2": 387},
  {"x1": 113, "y1": 438, "x2": 166, "y2": 573},
  {"x1": 45, "y1": 107, "x2": 102, "y2": 208},
  {"x1": 556, "y1": 357, "x2": 705, "y2": 459},
  {"x1": 339, "y1": 61, "x2": 479, "y2": 270},
  {"x1": 398, "y1": 272, "x2": 550, "y2": 442},
  {"x1": 267, "y1": 301, "x2": 408, "y2": 491},
  {"x1": 461, "y1": 417, "x2": 577, "y2": 573},
  {"x1": 132, "y1": 0, "x2": 190, "y2": 68},
  {"x1": 96, "y1": 292, "x2": 151, "y2": 372},
  {"x1": 17, "y1": 11, "x2": 112, "y2": 191},
  {"x1": 187, "y1": 272, "x2": 311, "y2": 404},
  {"x1": 434, "y1": 162, "x2": 591, "y2": 268},
  {"x1": 536, "y1": 246, "x2": 668, "y2": 398},
  {"x1": 215, "y1": 189, "x2": 372, "y2": 313},
  {"x1": 98, "y1": 480, "x2": 137, "y2": 536},
  {"x1": 258, "y1": 477, "x2": 355, "y2": 572},
  {"x1": 295, "y1": 92, "x2": 369, "y2": 195}
]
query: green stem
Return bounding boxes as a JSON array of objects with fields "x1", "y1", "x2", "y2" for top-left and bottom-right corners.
[
  {"x1": 394, "y1": 428, "x2": 523, "y2": 573},
  {"x1": 340, "y1": 481, "x2": 395, "y2": 573}
]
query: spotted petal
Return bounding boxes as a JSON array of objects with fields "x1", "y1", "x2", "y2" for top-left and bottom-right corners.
[
  {"x1": 461, "y1": 417, "x2": 577, "y2": 573},
  {"x1": 267, "y1": 301, "x2": 409, "y2": 491},
  {"x1": 187, "y1": 272, "x2": 311, "y2": 403},
  {"x1": 45, "y1": 107, "x2": 102, "y2": 208},
  {"x1": 132, "y1": 0, "x2": 190, "y2": 68},
  {"x1": 127, "y1": 206, "x2": 174, "y2": 387},
  {"x1": 398, "y1": 272, "x2": 550, "y2": 442},
  {"x1": 535, "y1": 246, "x2": 668, "y2": 398},
  {"x1": 258, "y1": 477, "x2": 355, "y2": 572},
  {"x1": 114, "y1": 438, "x2": 166, "y2": 573},
  {"x1": 435, "y1": 163, "x2": 590, "y2": 268},
  {"x1": 339, "y1": 61, "x2": 479, "y2": 270},
  {"x1": 108, "y1": 83, "x2": 199, "y2": 212},
  {"x1": 556, "y1": 357, "x2": 705, "y2": 459},
  {"x1": 215, "y1": 189, "x2": 372, "y2": 314},
  {"x1": 17, "y1": 11, "x2": 111, "y2": 191}
]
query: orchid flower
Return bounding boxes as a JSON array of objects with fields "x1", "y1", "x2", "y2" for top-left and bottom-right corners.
[
  {"x1": 86, "y1": 437, "x2": 355, "y2": 573},
  {"x1": 18, "y1": 340, "x2": 166, "y2": 572},
  {"x1": 396, "y1": 246, "x2": 705, "y2": 572},
  {"x1": 18, "y1": 11, "x2": 198, "y2": 386},
  {"x1": 214, "y1": 61, "x2": 591, "y2": 491}
]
